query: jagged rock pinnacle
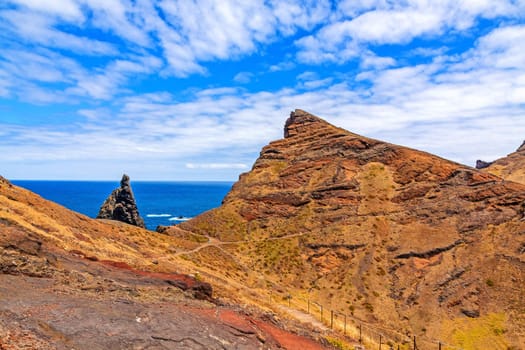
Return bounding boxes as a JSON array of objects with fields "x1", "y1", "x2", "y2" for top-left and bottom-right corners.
[{"x1": 97, "y1": 174, "x2": 145, "y2": 228}]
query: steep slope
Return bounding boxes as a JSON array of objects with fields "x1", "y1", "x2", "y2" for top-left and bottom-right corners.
[
  {"x1": 0, "y1": 175, "x2": 331, "y2": 349},
  {"x1": 478, "y1": 141, "x2": 525, "y2": 185},
  {"x1": 178, "y1": 110, "x2": 525, "y2": 349}
]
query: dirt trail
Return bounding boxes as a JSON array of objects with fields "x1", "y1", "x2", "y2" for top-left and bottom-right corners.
[
  {"x1": 171, "y1": 232, "x2": 307, "y2": 257},
  {"x1": 277, "y1": 305, "x2": 328, "y2": 331}
]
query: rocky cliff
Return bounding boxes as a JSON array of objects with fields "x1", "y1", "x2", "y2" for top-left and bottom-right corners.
[
  {"x1": 97, "y1": 174, "x2": 145, "y2": 228},
  {"x1": 478, "y1": 141, "x2": 525, "y2": 185},
  {"x1": 177, "y1": 109, "x2": 525, "y2": 349}
]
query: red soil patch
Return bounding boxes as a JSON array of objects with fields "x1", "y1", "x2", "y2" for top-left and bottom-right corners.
[
  {"x1": 254, "y1": 319, "x2": 328, "y2": 350},
  {"x1": 218, "y1": 309, "x2": 258, "y2": 334},
  {"x1": 183, "y1": 305, "x2": 329, "y2": 349},
  {"x1": 99, "y1": 259, "x2": 197, "y2": 288}
]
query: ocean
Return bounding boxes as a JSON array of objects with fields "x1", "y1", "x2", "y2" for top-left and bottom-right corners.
[{"x1": 12, "y1": 180, "x2": 234, "y2": 231}]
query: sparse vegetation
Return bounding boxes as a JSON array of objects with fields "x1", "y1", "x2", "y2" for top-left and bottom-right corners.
[
  {"x1": 442, "y1": 313, "x2": 510, "y2": 350},
  {"x1": 326, "y1": 337, "x2": 352, "y2": 350}
]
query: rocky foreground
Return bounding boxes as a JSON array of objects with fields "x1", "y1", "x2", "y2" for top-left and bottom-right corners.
[{"x1": 0, "y1": 175, "x2": 331, "y2": 349}]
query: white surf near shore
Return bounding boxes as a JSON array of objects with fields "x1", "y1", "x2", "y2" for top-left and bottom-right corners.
[{"x1": 168, "y1": 216, "x2": 192, "y2": 221}]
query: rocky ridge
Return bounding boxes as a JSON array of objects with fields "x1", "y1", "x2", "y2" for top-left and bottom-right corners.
[
  {"x1": 97, "y1": 174, "x2": 145, "y2": 228},
  {"x1": 177, "y1": 109, "x2": 525, "y2": 349}
]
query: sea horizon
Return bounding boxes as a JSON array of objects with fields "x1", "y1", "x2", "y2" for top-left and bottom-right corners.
[
  {"x1": 10, "y1": 179, "x2": 236, "y2": 183},
  {"x1": 12, "y1": 180, "x2": 234, "y2": 231}
]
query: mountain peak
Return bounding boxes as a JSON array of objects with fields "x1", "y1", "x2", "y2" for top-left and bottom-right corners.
[{"x1": 284, "y1": 109, "x2": 333, "y2": 138}]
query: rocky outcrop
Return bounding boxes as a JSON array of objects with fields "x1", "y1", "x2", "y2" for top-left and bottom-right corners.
[
  {"x1": 97, "y1": 174, "x2": 145, "y2": 228},
  {"x1": 475, "y1": 159, "x2": 493, "y2": 169},
  {"x1": 179, "y1": 109, "x2": 525, "y2": 348},
  {"x1": 479, "y1": 140, "x2": 525, "y2": 185}
]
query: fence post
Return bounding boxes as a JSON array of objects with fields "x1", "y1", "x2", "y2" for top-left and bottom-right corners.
[
  {"x1": 438, "y1": 341, "x2": 441, "y2": 350},
  {"x1": 344, "y1": 315, "x2": 347, "y2": 335},
  {"x1": 320, "y1": 304, "x2": 323, "y2": 322},
  {"x1": 330, "y1": 310, "x2": 334, "y2": 329},
  {"x1": 307, "y1": 299, "x2": 310, "y2": 314},
  {"x1": 359, "y1": 324, "x2": 362, "y2": 343},
  {"x1": 379, "y1": 334, "x2": 382, "y2": 350},
  {"x1": 413, "y1": 336, "x2": 416, "y2": 350}
]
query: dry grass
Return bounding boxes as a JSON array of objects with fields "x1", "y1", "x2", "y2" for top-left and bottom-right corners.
[{"x1": 441, "y1": 313, "x2": 510, "y2": 350}]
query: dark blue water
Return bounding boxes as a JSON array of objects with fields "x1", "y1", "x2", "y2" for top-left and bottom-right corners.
[{"x1": 12, "y1": 181, "x2": 233, "y2": 230}]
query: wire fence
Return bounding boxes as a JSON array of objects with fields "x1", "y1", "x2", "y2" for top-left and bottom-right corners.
[{"x1": 266, "y1": 286, "x2": 466, "y2": 350}]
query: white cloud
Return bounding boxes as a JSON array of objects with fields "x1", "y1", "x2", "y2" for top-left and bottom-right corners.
[
  {"x1": 270, "y1": 0, "x2": 332, "y2": 34},
  {"x1": 186, "y1": 163, "x2": 248, "y2": 169},
  {"x1": 0, "y1": 9, "x2": 115, "y2": 55},
  {"x1": 233, "y1": 72, "x2": 254, "y2": 84},
  {"x1": 11, "y1": 0, "x2": 84, "y2": 21},
  {"x1": 0, "y1": 45, "x2": 161, "y2": 102},
  {"x1": 0, "y1": 0, "x2": 338, "y2": 82},
  {"x1": 269, "y1": 61, "x2": 296, "y2": 72},
  {"x1": 84, "y1": 0, "x2": 150, "y2": 46},
  {"x1": 295, "y1": 0, "x2": 525, "y2": 65},
  {"x1": 360, "y1": 53, "x2": 396, "y2": 69}
]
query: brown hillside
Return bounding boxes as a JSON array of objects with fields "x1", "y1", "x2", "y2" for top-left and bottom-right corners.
[
  {"x1": 177, "y1": 110, "x2": 525, "y2": 349},
  {"x1": 0, "y1": 175, "x2": 331, "y2": 349},
  {"x1": 480, "y1": 141, "x2": 525, "y2": 185}
]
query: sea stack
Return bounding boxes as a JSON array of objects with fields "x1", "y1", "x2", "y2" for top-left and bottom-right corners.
[{"x1": 97, "y1": 174, "x2": 145, "y2": 228}]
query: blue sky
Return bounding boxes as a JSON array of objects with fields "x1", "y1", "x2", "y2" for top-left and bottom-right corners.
[{"x1": 1, "y1": 0, "x2": 525, "y2": 180}]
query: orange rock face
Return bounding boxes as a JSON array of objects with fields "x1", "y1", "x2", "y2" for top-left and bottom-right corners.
[{"x1": 181, "y1": 110, "x2": 525, "y2": 348}]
